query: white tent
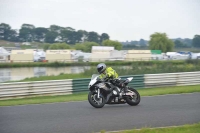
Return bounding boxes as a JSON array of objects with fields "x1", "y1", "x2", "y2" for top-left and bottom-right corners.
[
  {"x1": 0, "y1": 47, "x2": 10, "y2": 55},
  {"x1": 34, "y1": 50, "x2": 46, "y2": 62},
  {"x1": 71, "y1": 51, "x2": 91, "y2": 62},
  {"x1": 92, "y1": 46, "x2": 114, "y2": 53},
  {"x1": 0, "y1": 47, "x2": 10, "y2": 62},
  {"x1": 190, "y1": 53, "x2": 200, "y2": 59}
]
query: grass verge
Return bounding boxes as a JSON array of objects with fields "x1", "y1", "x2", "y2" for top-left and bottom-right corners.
[
  {"x1": 100, "y1": 123, "x2": 200, "y2": 133},
  {"x1": 0, "y1": 60, "x2": 198, "y2": 68},
  {"x1": 0, "y1": 85, "x2": 200, "y2": 106}
]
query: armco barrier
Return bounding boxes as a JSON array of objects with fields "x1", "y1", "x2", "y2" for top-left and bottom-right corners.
[
  {"x1": 72, "y1": 78, "x2": 90, "y2": 93},
  {"x1": 119, "y1": 75, "x2": 144, "y2": 89},
  {"x1": 72, "y1": 74, "x2": 144, "y2": 93},
  {"x1": 0, "y1": 71, "x2": 200, "y2": 99},
  {"x1": 0, "y1": 79, "x2": 72, "y2": 99},
  {"x1": 145, "y1": 71, "x2": 200, "y2": 88}
]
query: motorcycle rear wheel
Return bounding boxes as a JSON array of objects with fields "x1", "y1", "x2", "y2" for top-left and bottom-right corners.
[
  {"x1": 125, "y1": 87, "x2": 140, "y2": 106},
  {"x1": 88, "y1": 91, "x2": 106, "y2": 108}
]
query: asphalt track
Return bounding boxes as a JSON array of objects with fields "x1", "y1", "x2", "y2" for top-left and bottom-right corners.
[{"x1": 0, "y1": 93, "x2": 200, "y2": 133}]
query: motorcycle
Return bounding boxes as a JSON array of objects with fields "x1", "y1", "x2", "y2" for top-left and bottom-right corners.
[{"x1": 88, "y1": 74, "x2": 140, "y2": 108}]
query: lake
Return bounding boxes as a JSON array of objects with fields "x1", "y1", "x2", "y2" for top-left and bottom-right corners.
[{"x1": 0, "y1": 66, "x2": 90, "y2": 82}]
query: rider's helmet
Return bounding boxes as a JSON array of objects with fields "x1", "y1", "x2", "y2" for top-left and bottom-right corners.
[{"x1": 97, "y1": 63, "x2": 106, "y2": 74}]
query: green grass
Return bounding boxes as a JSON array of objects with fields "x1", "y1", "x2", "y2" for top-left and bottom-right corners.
[
  {"x1": 0, "y1": 92, "x2": 87, "y2": 106},
  {"x1": 5, "y1": 59, "x2": 199, "y2": 82},
  {"x1": 0, "y1": 85, "x2": 200, "y2": 106},
  {"x1": 101, "y1": 123, "x2": 200, "y2": 133},
  {"x1": 138, "y1": 85, "x2": 200, "y2": 96},
  {"x1": 0, "y1": 60, "x2": 199, "y2": 68},
  {"x1": 18, "y1": 73, "x2": 90, "y2": 82}
]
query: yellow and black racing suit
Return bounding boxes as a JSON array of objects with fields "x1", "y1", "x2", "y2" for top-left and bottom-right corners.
[
  {"x1": 99, "y1": 67, "x2": 123, "y2": 95},
  {"x1": 99, "y1": 67, "x2": 118, "y2": 79}
]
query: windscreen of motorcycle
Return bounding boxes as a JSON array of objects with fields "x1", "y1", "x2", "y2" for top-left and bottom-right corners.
[{"x1": 89, "y1": 74, "x2": 99, "y2": 88}]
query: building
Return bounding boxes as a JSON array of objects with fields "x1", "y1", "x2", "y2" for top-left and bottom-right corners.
[
  {"x1": 109, "y1": 50, "x2": 127, "y2": 61},
  {"x1": 125, "y1": 50, "x2": 151, "y2": 61},
  {"x1": 10, "y1": 50, "x2": 34, "y2": 62},
  {"x1": 0, "y1": 47, "x2": 10, "y2": 62},
  {"x1": 45, "y1": 50, "x2": 71, "y2": 62},
  {"x1": 71, "y1": 50, "x2": 91, "y2": 62},
  {"x1": 91, "y1": 46, "x2": 114, "y2": 62},
  {"x1": 34, "y1": 50, "x2": 46, "y2": 62},
  {"x1": 151, "y1": 50, "x2": 163, "y2": 60},
  {"x1": 3, "y1": 47, "x2": 21, "y2": 52}
]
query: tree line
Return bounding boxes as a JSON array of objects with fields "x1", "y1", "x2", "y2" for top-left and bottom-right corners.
[
  {"x1": 149, "y1": 33, "x2": 200, "y2": 52},
  {"x1": 122, "y1": 37, "x2": 199, "y2": 49},
  {"x1": 0, "y1": 23, "x2": 110, "y2": 44},
  {"x1": 0, "y1": 23, "x2": 199, "y2": 53}
]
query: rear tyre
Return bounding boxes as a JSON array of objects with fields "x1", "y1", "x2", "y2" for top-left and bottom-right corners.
[
  {"x1": 88, "y1": 91, "x2": 106, "y2": 108},
  {"x1": 125, "y1": 87, "x2": 140, "y2": 106}
]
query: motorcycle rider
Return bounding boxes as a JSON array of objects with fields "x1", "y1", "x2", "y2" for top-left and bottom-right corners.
[{"x1": 97, "y1": 63, "x2": 126, "y2": 96}]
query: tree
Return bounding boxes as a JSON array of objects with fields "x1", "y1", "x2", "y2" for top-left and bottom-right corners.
[
  {"x1": 43, "y1": 44, "x2": 50, "y2": 51},
  {"x1": 84, "y1": 42, "x2": 99, "y2": 52},
  {"x1": 78, "y1": 30, "x2": 88, "y2": 42},
  {"x1": 100, "y1": 33, "x2": 109, "y2": 43},
  {"x1": 139, "y1": 39, "x2": 146, "y2": 46},
  {"x1": 87, "y1": 32, "x2": 100, "y2": 43},
  {"x1": 19, "y1": 24, "x2": 35, "y2": 42},
  {"x1": 102, "y1": 40, "x2": 122, "y2": 50},
  {"x1": 48, "y1": 43, "x2": 71, "y2": 49},
  {"x1": 74, "y1": 42, "x2": 99, "y2": 52},
  {"x1": 74, "y1": 43, "x2": 86, "y2": 52},
  {"x1": 130, "y1": 41, "x2": 138, "y2": 45},
  {"x1": 65, "y1": 27, "x2": 75, "y2": 31},
  {"x1": 60, "y1": 30, "x2": 83, "y2": 44},
  {"x1": 8, "y1": 30, "x2": 19, "y2": 42},
  {"x1": 174, "y1": 40, "x2": 184, "y2": 48},
  {"x1": 192, "y1": 35, "x2": 200, "y2": 48},
  {"x1": 49, "y1": 25, "x2": 64, "y2": 33},
  {"x1": 45, "y1": 31, "x2": 58, "y2": 43},
  {"x1": 0, "y1": 23, "x2": 11, "y2": 40},
  {"x1": 183, "y1": 38, "x2": 192, "y2": 47},
  {"x1": 149, "y1": 32, "x2": 174, "y2": 53},
  {"x1": 34, "y1": 27, "x2": 48, "y2": 42}
]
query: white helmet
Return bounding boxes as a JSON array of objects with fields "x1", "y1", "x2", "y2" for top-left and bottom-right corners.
[{"x1": 97, "y1": 63, "x2": 106, "y2": 74}]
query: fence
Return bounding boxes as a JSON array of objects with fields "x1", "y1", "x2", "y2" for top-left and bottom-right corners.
[
  {"x1": 0, "y1": 71, "x2": 199, "y2": 99},
  {"x1": 145, "y1": 71, "x2": 200, "y2": 88},
  {"x1": 0, "y1": 79, "x2": 72, "y2": 99}
]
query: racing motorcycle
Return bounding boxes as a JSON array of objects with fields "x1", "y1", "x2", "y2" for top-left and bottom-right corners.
[{"x1": 88, "y1": 74, "x2": 140, "y2": 108}]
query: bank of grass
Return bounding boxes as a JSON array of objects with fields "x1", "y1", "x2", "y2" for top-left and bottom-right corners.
[
  {"x1": 0, "y1": 85, "x2": 200, "y2": 106},
  {"x1": 0, "y1": 60, "x2": 198, "y2": 68},
  {"x1": 19, "y1": 73, "x2": 90, "y2": 82},
  {"x1": 7, "y1": 59, "x2": 199, "y2": 82},
  {"x1": 100, "y1": 123, "x2": 200, "y2": 133},
  {"x1": 0, "y1": 61, "x2": 131, "y2": 68}
]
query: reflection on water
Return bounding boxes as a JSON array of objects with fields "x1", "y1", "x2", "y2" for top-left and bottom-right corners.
[
  {"x1": 0, "y1": 66, "x2": 132, "y2": 82},
  {"x1": 0, "y1": 66, "x2": 90, "y2": 82}
]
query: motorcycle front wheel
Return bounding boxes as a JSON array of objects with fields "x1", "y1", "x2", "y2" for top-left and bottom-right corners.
[
  {"x1": 88, "y1": 91, "x2": 106, "y2": 108},
  {"x1": 125, "y1": 87, "x2": 140, "y2": 106}
]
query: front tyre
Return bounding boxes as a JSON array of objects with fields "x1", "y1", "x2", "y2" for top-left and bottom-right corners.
[
  {"x1": 125, "y1": 87, "x2": 140, "y2": 106},
  {"x1": 88, "y1": 91, "x2": 106, "y2": 108}
]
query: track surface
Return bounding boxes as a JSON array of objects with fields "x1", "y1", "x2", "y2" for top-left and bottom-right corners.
[{"x1": 0, "y1": 93, "x2": 200, "y2": 133}]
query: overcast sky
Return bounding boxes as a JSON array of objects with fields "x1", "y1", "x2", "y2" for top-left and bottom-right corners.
[{"x1": 0, "y1": 0, "x2": 200, "y2": 41}]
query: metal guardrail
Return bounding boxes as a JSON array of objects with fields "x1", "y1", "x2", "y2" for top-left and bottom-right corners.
[
  {"x1": 72, "y1": 75, "x2": 144, "y2": 93},
  {"x1": 0, "y1": 71, "x2": 199, "y2": 99},
  {"x1": 0, "y1": 79, "x2": 72, "y2": 99},
  {"x1": 145, "y1": 71, "x2": 200, "y2": 88}
]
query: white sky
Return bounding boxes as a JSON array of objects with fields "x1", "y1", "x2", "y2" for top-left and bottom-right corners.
[{"x1": 0, "y1": 0, "x2": 200, "y2": 41}]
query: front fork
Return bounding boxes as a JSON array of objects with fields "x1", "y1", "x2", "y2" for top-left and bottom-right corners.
[{"x1": 97, "y1": 88, "x2": 100, "y2": 98}]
